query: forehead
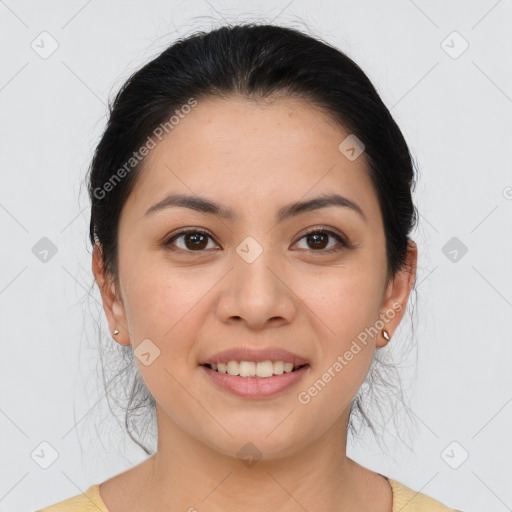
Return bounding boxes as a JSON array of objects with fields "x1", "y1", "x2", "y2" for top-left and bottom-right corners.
[{"x1": 122, "y1": 95, "x2": 380, "y2": 224}]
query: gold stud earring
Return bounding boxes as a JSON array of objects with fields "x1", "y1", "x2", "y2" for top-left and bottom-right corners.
[
  {"x1": 382, "y1": 329, "x2": 390, "y2": 341},
  {"x1": 113, "y1": 329, "x2": 119, "y2": 336}
]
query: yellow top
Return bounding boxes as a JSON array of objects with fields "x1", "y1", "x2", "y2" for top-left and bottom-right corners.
[{"x1": 37, "y1": 476, "x2": 461, "y2": 511}]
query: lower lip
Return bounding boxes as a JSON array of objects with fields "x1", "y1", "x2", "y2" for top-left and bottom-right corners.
[{"x1": 200, "y1": 364, "x2": 310, "y2": 399}]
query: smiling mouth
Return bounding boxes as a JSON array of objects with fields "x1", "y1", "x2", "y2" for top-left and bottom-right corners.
[{"x1": 201, "y1": 363, "x2": 309, "y2": 378}]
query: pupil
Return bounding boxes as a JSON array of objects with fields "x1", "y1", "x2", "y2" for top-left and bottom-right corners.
[
  {"x1": 186, "y1": 232, "x2": 207, "y2": 250},
  {"x1": 185, "y1": 232, "x2": 329, "y2": 251},
  {"x1": 308, "y1": 232, "x2": 328, "y2": 250}
]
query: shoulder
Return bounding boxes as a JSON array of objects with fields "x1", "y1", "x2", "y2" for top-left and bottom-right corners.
[
  {"x1": 387, "y1": 477, "x2": 463, "y2": 512},
  {"x1": 36, "y1": 484, "x2": 108, "y2": 512}
]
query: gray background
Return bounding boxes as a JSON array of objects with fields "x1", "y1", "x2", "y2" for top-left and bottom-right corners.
[{"x1": 1, "y1": 1, "x2": 511, "y2": 511}]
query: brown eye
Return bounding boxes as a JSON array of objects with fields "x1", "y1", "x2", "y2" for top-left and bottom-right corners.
[
  {"x1": 165, "y1": 227, "x2": 347, "y2": 255},
  {"x1": 166, "y1": 229, "x2": 218, "y2": 253},
  {"x1": 295, "y1": 229, "x2": 347, "y2": 254},
  {"x1": 306, "y1": 232, "x2": 329, "y2": 250}
]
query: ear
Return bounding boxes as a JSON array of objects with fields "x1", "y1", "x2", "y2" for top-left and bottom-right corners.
[
  {"x1": 376, "y1": 239, "x2": 417, "y2": 348},
  {"x1": 92, "y1": 242, "x2": 130, "y2": 346}
]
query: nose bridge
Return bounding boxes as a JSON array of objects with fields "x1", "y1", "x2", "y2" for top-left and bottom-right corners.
[
  {"x1": 233, "y1": 233, "x2": 281, "y2": 299},
  {"x1": 217, "y1": 232, "x2": 295, "y2": 327}
]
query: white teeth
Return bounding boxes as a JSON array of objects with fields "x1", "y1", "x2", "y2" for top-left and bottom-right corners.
[
  {"x1": 256, "y1": 361, "x2": 274, "y2": 378},
  {"x1": 227, "y1": 360, "x2": 240, "y2": 376},
  {"x1": 283, "y1": 362, "x2": 293, "y2": 373},
  {"x1": 208, "y1": 360, "x2": 303, "y2": 378},
  {"x1": 273, "y1": 361, "x2": 284, "y2": 374},
  {"x1": 239, "y1": 361, "x2": 255, "y2": 377}
]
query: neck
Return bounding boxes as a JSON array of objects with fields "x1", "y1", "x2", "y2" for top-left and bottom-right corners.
[{"x1": 127, "y1": 405, "x2": 388, "y2": 512}]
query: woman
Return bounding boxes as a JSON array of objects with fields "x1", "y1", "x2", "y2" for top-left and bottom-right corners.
[{"x1": 38, "y1": 22, "x2": 462, "y2": 512}]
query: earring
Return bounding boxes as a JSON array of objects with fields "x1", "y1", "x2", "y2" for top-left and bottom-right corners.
[
  {"x1": 382, "y1": 329, "x2": 390, "y2": 341},
  {"x1": 113, "y1": 329, "x2": 119, "y2": 336}
]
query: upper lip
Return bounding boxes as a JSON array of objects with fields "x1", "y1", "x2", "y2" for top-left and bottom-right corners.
[{"x1": 199, "y1": 346, "x2": 309, "y2": 367}]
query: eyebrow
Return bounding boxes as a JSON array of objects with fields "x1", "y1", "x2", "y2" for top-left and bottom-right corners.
[{"x1": 144, "y1": 192, "x2": 366, "y2": 223}]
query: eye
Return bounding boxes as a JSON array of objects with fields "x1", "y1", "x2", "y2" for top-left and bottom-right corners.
[
  {"x1": 165, "y1": 228, "x2": 219, "y2": 253},
  {"x1": 165, "y1": 227, "x2": 348, "y2": 255},
  {"x1": 293, "y1": 228, "x2": 347, "y2": 254}
]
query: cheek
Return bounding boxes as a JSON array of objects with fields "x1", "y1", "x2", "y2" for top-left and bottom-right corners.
[
  {"x1": 122, "y1": 258, "x2": 203, "y2": 335},
  {"x1": 124, "y1": 273, "x2": 205, "y2": 414},
  {"x1": 122, "y1": 263, "x2": 217, "y2": 378},
  {"x1": 294, "y1": 259, "x2": 384, "y2": 404},
  {"x1": 296, "y1": 273, "x2": 379, "y2": 422},
  {"x1": 298, "y1": 262, "x2": 384, "y2": 343}
]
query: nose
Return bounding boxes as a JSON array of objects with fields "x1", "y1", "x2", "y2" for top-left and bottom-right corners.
[{"x1": 215, "y1": 246, "x2": 297, "y2": 331}]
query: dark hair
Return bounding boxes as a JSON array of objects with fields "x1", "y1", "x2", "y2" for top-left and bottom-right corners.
[{"x1": 86, "y1": 22, "x2": 419, "y2": 456}]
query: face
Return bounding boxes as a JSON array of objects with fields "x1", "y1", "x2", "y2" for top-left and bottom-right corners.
[{"x1": 93, "y1": 95, "x2": 416, "y2": 460}]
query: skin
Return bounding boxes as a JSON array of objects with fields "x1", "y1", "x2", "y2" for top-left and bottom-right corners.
[{"x1": 92, "y1": 95, "x2": 417, "y2": 512}]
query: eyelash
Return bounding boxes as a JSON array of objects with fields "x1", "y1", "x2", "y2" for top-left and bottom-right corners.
[{"x1": 164, "y1": 227, "x2": 348, "y2": 255}]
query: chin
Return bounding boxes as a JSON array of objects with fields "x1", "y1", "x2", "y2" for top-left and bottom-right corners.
[{"x1": 203, "y1": 421, "x2": 311, "y2": 462}]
